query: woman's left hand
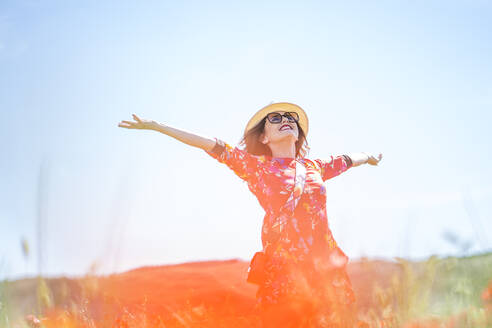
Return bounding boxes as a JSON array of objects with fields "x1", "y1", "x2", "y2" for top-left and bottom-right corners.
[{"x1": 363, "y1": 152, "x2": 383, "y2": 166}]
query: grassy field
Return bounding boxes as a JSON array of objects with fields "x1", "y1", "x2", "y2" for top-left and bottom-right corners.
[{"x1": 1, "y1": 253, "x2": 491, "y2": 327}]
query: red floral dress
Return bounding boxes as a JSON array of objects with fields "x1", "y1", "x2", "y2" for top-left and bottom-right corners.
[{"x1": 204, "y1": 139, "x2": 357, "y2": 326}]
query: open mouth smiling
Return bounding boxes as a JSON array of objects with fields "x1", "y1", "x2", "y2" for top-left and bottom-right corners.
[{"x1": 279, "y1": 124, "x2": 293, "y2": 131}]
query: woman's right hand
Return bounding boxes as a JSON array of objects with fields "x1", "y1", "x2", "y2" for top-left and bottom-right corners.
[
  {"x1": 118, "y1": 114, "x2": 156, "y2": 130},
  {"x1": 118, "y1": 115, "x2": 216, "y2": 151}
]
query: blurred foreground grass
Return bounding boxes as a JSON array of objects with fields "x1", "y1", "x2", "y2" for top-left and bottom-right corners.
[{"x1": 1, "y1": 253, "x2": 491, "y2": 327}]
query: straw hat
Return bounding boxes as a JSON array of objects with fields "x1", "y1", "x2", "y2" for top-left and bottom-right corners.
[{"x1": 243, "y1": 102, "x2": 309, "y2": 137}]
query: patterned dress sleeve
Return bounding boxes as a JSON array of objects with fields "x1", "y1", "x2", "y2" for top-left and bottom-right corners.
[
  {"x1": 314, "y1": 154, "x2": 353, "y2": 182},
  {"x1": 204, "y1": 138, "x2": 261, "y2": 182}
]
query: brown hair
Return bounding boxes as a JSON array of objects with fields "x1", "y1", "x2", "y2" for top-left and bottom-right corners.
[{"x1": 238, "y1": 117, "x2": 310, "y2": 158}]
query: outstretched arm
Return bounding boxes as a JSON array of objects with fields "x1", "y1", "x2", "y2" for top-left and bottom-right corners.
[{"x1": 118, "y1": 114, "x2": 216, "y2": 152}]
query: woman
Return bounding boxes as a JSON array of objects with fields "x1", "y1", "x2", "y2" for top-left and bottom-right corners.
[{"x1": 118, "y1": 102, "x2": 382, "y2": 327}]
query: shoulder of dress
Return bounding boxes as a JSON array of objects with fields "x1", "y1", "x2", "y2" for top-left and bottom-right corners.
[{"x1": 238, "y1": 149, "x2": 269, "y2": 166}]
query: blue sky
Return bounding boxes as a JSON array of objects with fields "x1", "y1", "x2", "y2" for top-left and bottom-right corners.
[{"x1": 1, "y1": 0, "x2": 491, "y2": 280}]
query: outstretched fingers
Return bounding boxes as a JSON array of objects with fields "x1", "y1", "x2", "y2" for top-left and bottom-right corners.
[
  {"x1": 118, "y1": 115, "x2": 142, "y2": 129},
  {"x1": 118, "y1": 120, "x2": 135, "y2": 128},
  {"x1": 132, "y1": 114, "x2": 142, "y2": 123}
]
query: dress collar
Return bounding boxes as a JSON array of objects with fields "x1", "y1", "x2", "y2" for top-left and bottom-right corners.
[{"x1": 271, "y1": 157, "x2": 296, "y2": 165}]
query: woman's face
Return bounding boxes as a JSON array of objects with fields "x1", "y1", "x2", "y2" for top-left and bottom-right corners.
[{"x1": 260, "y1": 111, "x2": 299, "y2": 146}]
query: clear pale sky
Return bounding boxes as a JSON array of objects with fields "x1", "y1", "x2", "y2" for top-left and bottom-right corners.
[{"x1": 1, "y1": 0, "x2": 491, "y2": 280}]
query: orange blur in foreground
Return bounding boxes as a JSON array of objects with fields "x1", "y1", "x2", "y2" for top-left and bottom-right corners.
[{"x1": 25, "y1": 260, "x2": 492, "y2": 328}]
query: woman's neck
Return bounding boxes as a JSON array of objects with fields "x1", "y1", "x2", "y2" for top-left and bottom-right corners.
[{"x1": 268, "y1": 140, "x2": 296, "y2": 158}]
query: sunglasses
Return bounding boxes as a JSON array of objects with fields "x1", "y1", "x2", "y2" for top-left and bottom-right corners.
[{"x1": 265, "y1": 112, "x2": 299, "y2": 124}]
